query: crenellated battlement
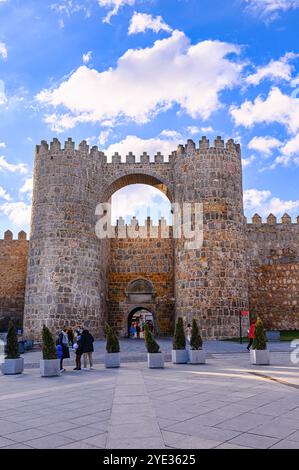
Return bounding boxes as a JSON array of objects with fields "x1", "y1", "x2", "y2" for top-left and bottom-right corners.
[
  {"x1": 113, "y1": 216, "x2": 172, "y2": 238},
  {"x1": 1, "y1": 230, "x2": 28, "y2": 241},
  {"x1": 176, "y1": 136, "x2": 241, "y2": 155},
  {"x1": 247, "y1": 213, "x2": 299, "y2": 226},
  {"x1": 35, "y1": 135, "x2": 241, "y2": 164}
]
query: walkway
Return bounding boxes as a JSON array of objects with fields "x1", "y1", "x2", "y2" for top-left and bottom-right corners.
[{"x1": 1, "y1": 352, "x2": 299, "y2": 449}]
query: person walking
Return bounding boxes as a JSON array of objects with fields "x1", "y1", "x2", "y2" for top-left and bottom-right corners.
[
  {"x1": 73, "y1": 329, "x2": 82, "y2": 370},
  {"x1": 247, "y1": 319, "x2": 256, "y2": 350},
  {"x1": 57, "y1": 328, "x2": 70, "y2": 372},
  {"x1": 80, "y1": 329, "x2": 95, "y2": 370},
  {"x1": 186, "y1": 323, "x2": 192, "y2": 349}
]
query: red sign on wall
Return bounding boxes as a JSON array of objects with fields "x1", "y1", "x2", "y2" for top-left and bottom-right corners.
[{"x1": 241, "y1": 310, "x2": 249, "y2": 316}]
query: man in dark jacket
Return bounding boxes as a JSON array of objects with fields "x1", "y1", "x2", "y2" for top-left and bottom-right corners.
[{"x1": 80, "y1": 329, "x2": 95, "y2": 370}]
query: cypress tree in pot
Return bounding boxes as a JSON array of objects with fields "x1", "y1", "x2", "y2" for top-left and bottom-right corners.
[
  {"x1": 105, "y1": 323, "x2": 120, "y2": 368},
  {"x1": 2, "y1": 320, "x2": 24, "y2": 375},
  {"x1": 144, "y1": 323, "x2": 164, "y2": 368},
  {"x1": 172, "y1": 317, "x2": 188, "y2": 364}
]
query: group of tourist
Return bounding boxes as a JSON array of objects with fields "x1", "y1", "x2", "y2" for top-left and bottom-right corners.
[
  {"x1": 56, "y1": 326, "x2": 95, "y2": 372},
  {"x1": 129, "y1": 319, "x2": 154, "y2": 338}
]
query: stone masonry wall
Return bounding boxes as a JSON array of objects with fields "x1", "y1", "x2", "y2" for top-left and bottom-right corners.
[
  {"x1": 247, "y1": 213, "x2": 299, "y2": 330},
  {"x1": 108, "y1": 217, "x2": 174, "y2": 336},
  {"x1": 0, "y1": 230, "x2": 29, "y2": 331}
]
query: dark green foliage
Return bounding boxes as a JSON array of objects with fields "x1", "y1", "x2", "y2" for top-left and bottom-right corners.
[
  {"x1": 42, "y1": 325, "x2": 58, "y2": 360},
  {"x1": 173, "y1": 317, "x2": 186, "y2": 350},
  {"x1": 143, "y1": 323, "x2": 160, "y2": 353},
  {"x1": 5, "y1": 320, "x2": 20, "y2": 359},
  {"x1": 105, "y1": 323, "x2": 120, "y2": 353},
  {"x1": 190, "y1": 318, "x2": 203, "y2": 350},
  {"x1": 252, "y1": 317, "x2": 267, "y2": 350}
]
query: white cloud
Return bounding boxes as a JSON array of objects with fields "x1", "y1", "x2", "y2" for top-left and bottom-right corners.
[
  {"x1": 0, "y1": 79, "x2": 7, "y2": 105},
  {"x1": 242, "y1": 155, "x2": 256, "y2": 167},
  {"x1": 244, "y1": 188, "x2": 299, "y2": 217},
  {"x1": 272, "y1": 133, "x2": 299, "y2": 166},
  {"x1": 0, "y1": 155, "x2": 29, "y2": 174},
  {"x1": 128, "y1": 12, "x2": 172, "y2": 35},
  {"x1": 0, "y1": 42, "x2": 7, "y2": 60},
  {"x1": 0, "y1": 142, "x2": 6, "y2": 148},
  {"x1": 0, "y1": 186, "x2": 11, "y2": 201},
  {"x1": 159, "y1": 129, "x2": 182, "y2": 139},
  {"x1": 103, "y1": 134, "x2": 180, "y2": 160},
  {"x1": 98, "y1": 0, "x2": 135, "y2": 23},
  {"x1": 19, "y1": 177, "x2": 33, "y2": 196},
  {"x1": 231, "y1": 87, "x2": 299, "y2": 134},
  {"x1": 37, "y1": 31, "x2": 244, "y2": 132},
  {"x1": 112, "y1": 184, "x2": 171, "y2": 224},
  {"x1": 83, "y1": 50, "x2": 92, "y2": 64},
  {"x1": 245, "y1": 0, "x2": 299, "y2": 21},
  {"x1": 187, "y1": 125, "x2": 214, "y2": 135},
  {"x1": 248, "y1": 136, "x2": 282, "y2": 155},
  {"x1": 0, "y1": 202, "x2": 31, "y2": 227},
  {"x1": 98, "y1": 129, "x2": 112, "y2": 146},
  {"x1": 51, "y1": 0, "x2": 91, "y2": 17},
  {"x1": 246, "y1": 52, "x2": 299, "y2": 86}
]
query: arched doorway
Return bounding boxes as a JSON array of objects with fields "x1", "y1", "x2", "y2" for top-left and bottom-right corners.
[{"x1": 128, "y1": 306, "x2": 155, "y2": 338}]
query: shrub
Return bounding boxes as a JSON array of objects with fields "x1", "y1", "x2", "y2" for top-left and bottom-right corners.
[
  {"x1": 190, "y1": 318, "x2": 203, "y2": 350},
  {"x1": 143, "y1": 323, "x2": 160, "y2": 353},
  {"x1": 252, "y1": 317, "x2": 267, "y2": 350},
  {"x1": 42, "y1": 325, "x2": 58, "y2": 360},
  {"x1": 105, "y1": 323, "x2": 120, "y2": 353},
  {"x1": 5, "y1": 320, "x2": 20, "y2": 359},
  {"x1": 173, "y1": 317, "x2": 186, "y2": 350}
]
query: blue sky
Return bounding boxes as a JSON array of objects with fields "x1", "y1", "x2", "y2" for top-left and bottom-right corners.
[{"x1": 0, "y1": 0, "x2": 299, "y2": 234}]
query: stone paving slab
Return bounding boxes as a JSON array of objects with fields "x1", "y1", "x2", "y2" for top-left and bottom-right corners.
[{"x1": 1, "y1": 352, "x2": 299, "y2": 449}]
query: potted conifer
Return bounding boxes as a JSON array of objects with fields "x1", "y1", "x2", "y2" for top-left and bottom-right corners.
[
  {"x1": 143, "y1": 323, "x2": 164, "y2": 369},
  {"x1": 172, "y1": 317, "x2": 188, "y2": 364},
  {"x1": 188, "y1": 318, "x2": 206, "y2": 364},
  {"x1": 250, "y1": 317, "x2": 270, "y2": 365},
  {"x1": 40, "y1": 325, "x2": 60, "y2": 377},
  {"x1": 105, "y1": 323, "x2": 120, "y2": 368},
  {"x1": 2, "y1": 320, "x2": 24, "y2": 375}
]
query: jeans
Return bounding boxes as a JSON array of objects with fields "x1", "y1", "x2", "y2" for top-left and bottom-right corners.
[{"x1": 83, "y1": 352, "x2": 93, "y2": 368}]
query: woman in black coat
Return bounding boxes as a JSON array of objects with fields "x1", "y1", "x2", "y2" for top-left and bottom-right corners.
[{"x1": 80, "y1": 329, "x2": 94, "y2": 370}]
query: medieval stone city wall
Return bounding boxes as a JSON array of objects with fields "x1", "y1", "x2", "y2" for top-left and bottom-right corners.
[
  {"x1": 0, "y1": 135, "x2": 292, "y2": 339},
  {"x1": 0, "y1": 230, "x2": 29, "y2": 331},
  {"x1": 247, "y1": 214, "x2": 299, "y2": 330}
]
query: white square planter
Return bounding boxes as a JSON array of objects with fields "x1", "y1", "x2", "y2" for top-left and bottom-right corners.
[
  {"x1": 2, "y1": 357, "x2": 24, "y2": 375},
  {"x1": 40, "y1": 359, "x2": 60, "y2": 377},
  {"x1": 188, "y1": 349, "x2": 206, "y2": 364},
  {"x1": 250, "y1": 349, "x2": 270, "y2": 365},
  {"x1": 105, "y1": 352, "x2": 120, "y2": 368},
  {"x1": 172, "y1": 349, "x2": 188, "y2": 364},
  {"x1": 147, "y1": 352, "x2": 164, "y2": 369}
]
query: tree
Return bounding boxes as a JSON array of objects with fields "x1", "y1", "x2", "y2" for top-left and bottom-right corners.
[
  {"x1": 143, "y1": 323, "x2": 160, "y2": 353},
  {"x1": 252, "y1": 317, "x2": 267, "y2": 350},
  {"x1": 42, "y1": 325, "x2": 57, "y2": 360},
  {"x1": 173, "y1": 317, "x2": 186, "y2": 350},
  {"x1": 190, "y1": 318, "x2": 203, "y2": 350},
  {"x1": 5, "y1": 320, "x2": 20, "y2": 359},
  {"x1": 105, "y1": 323, "x2": 120, "y2": 353}
]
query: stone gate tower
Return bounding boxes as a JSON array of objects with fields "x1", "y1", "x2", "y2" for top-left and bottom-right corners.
[{"x1": 24, "y1": 135, "x2": 249, "y2": 339}]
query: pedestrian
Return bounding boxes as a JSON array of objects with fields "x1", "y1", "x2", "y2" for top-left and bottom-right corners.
[
  {"x1": 80, "y1": 329, "x2": 95, "y2": 370},
  {"x1": 57, "y1": 328, "x2": 70, "y2": 372},
  {"x1": 136, "y1": 322, "x2": 141, "y2": 339},
  {"x1": 186, "y1": 323, "x2": 192, "y2": 349},
  {"x1": 130, "y1": 324, "x2": 135, "y2": 338},
  {"x1": 247, "y1": 319, "x2": 256, "y2": 350},
  {"x1": 73, "y1": 329, "x2": 82, "y2": 370}
]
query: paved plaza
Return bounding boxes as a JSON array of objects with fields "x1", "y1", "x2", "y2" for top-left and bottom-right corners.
[{"x1": 1, "y1": 343, "x2": 299, "y2": 449}]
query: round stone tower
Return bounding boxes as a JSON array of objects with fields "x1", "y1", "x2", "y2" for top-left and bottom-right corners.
[
  {"x1": 23, "y1": 138, "x2": 108, "y2": 339},
  {"x1": 173, "y1": 136, "x2": 249, "y2": 338}
]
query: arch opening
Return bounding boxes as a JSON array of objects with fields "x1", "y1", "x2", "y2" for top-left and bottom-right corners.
[{"x1": 127, "y1": 306, "x2": 155, "y2": 339}]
